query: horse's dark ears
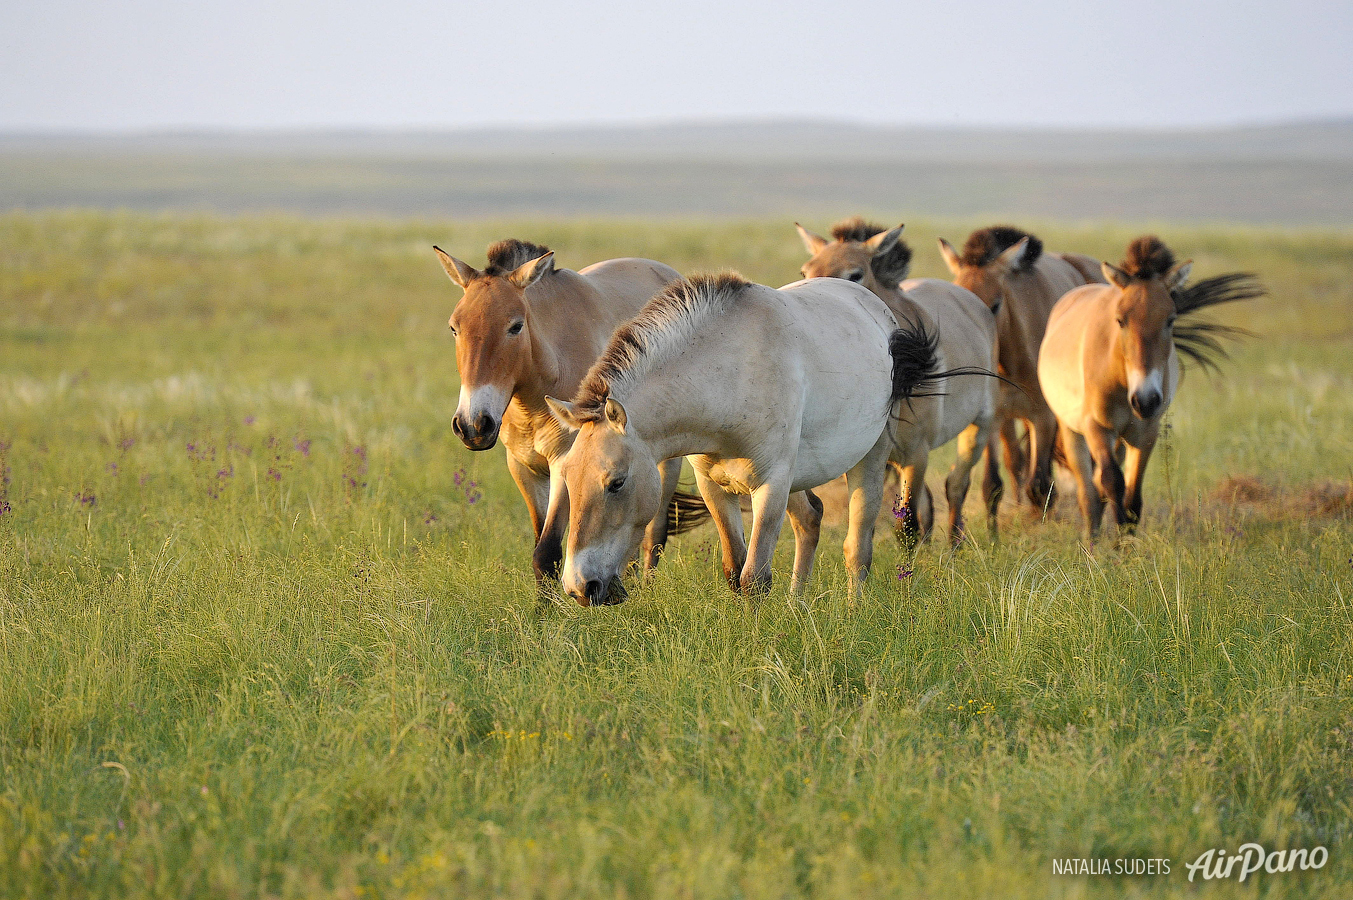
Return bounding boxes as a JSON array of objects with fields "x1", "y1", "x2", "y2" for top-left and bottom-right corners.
[
  {"x1": 604, "y1": 398, "x2": 628, "y2": 434},
  {"x1": 1102, "y1": 261, "x2": 1133, "y2": 290},
  {"x1": 434, "y1": 246, "x2": 479, "y2": 288}
]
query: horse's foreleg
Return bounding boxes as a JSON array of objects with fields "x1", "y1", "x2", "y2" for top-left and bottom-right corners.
[
  {"x1": 1084, "y1": 426, "x2": 1128, "y2": 536},
  {"x1": 1062, "y1": 423, "x2": 1102, "y2": 542},
  {"x1": 506, "y1": 452, "x2": 550, "y2": 541},
  {"x1": 1026, "y1": 410, "x2": 1060, "y2": 514},
  {"x1": 785, "y1": 489, "x2": 823, "y2": 596},
  {"x1": 740, "y1": 478, "x2": 792, "y2": 595},
  {"x1": 843, "y1": 444, "x2": 890, "y2": 598},
  {"x1": 692, "y1": 462, "x2": 746, "y2": 592},
  {"x1": 531, "y1": 468, "x2": 569, "y2": 584},
  {"x1": 1122, "y1": 426, "x2": 1160, "y2": 531},
  {"x1": 641, "y1": 457, "x2": 683, "y2": 571},
  {"x1": 945, "y1": 420, "x2": 990, "y2": 548}
]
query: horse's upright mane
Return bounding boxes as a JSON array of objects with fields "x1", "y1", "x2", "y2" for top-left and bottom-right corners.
[
  {"x1": 960, "y1": 226, "x2": 1043, "y2": 272},
  {"x1": 830, "y1": 217, "x2": 886, "y2": 244},
  {"x1": 573, "y1": 273, "x2": 751, "y2": 420},
  {"x1": 484, "y1": 239, "x2": 554, "y2": 277},
  {"x1": 1119, "y1": 236, "x2": 1175, "y2": 280},
  {"x1": 828, "y1": 217, "x2": 913, "y2": 288}
]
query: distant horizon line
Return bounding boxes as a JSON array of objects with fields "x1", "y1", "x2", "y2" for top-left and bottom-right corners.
[{"x1": 4, "y1": 114, "x2": 1353, "y2": 139}]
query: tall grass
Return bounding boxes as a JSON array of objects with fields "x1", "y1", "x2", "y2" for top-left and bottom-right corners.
[{"x1": 1, "y1": 211, "x2": 1351, "y2": 898}]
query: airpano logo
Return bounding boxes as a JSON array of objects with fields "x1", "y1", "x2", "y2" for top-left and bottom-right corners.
[{"x1": 1185, "y1": 844, "x2": 1328, "y2": 882}]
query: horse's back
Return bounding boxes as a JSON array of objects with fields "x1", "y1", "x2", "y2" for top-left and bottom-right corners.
[
  {"x1": 1051, "y1": 252, "x2": 1107, "y2": 287},
  {"x1": 578, "y1": 258, "x2": 680, "y2": 311}
]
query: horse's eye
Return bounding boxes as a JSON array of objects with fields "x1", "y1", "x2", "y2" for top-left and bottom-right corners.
[
  {"x1": 507, "y1": 320, "x2": 524, "y2": 336},
  {"x1": 448, "y1": 323, "x2": 458, "y2": 336},
  {"x1": 846, "y1": 270, "x2": 864, "y2": 283},
  {"x1": 606, "y1": 476, "x2": 627, "y2": 494},
  {"x1": 1116, "y1": 318, "x2": 1126, "y2": 328}
]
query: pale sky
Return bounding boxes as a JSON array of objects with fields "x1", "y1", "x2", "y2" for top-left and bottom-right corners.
[{"x1": 2, "y1": 0, "x2": 1351, "y2": 131}]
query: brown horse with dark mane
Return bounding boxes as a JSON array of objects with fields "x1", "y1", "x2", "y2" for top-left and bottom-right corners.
[
  {"x1": 435, "y1": 239, "x2": 706, "y2": 582},
  {"x1": 938, "y1": 226, "x2": 1103, "y2": 516},
  {"x1": 1037, "y1": 236, "x2": 1264, "y2": 540}
]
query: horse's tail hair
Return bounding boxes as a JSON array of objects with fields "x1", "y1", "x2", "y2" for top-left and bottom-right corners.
[
  {"x1": 1172, "y1": 272, "x2": 1265, "y2": 372},
  {"x1": 888, "y1": 320, "x2": 941, "y2": 405},
  {"x1": 666, "y1": 490, "x2": 711, "y2": 535}
]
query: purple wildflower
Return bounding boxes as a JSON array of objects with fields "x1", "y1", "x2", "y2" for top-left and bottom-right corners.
[
  {"x1": 244, "y1": 416, "x2": 256, "y2": 426},
  {"x1": 0, "y1": 499, "x2": 11, "y2": 516},
  {"x1": 293, "y1": 439, "x2": 311, "y2": 458},
  {"x1": 118, "y1": 437, "x2": 135, "y2": 452},
  {"x1": 78, "y1": 490, "x2": 96, "y2": 507},
  {"x1": 896, "y1": 563, "x2": 913, "y2": 580}
]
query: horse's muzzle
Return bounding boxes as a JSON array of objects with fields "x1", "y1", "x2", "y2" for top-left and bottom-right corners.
[
  {"x1": 1130, "y1": 389, "x2": 1163, "y2": 419},
  {"x1": 572, "y1": 577, "x2": 628, "y2": 607},
  {"x1": 452, "y1": 412, "x2": 499, "y2": 450}
]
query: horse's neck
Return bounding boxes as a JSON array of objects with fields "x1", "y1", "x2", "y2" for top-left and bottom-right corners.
[{"x1": 617, "y1": 373, "x2": 728, "y2": 465}]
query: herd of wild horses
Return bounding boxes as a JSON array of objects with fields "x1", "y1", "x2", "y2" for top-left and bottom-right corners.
[{"x1": 434, "y1": 222, "x2": 1264, "y2": 606}]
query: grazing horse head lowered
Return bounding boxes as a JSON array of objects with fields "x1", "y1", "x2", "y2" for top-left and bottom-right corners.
[
  {"x1": 1038, "y1": 235, "x2": 1264, "y2": 540},
  {"x1": 548, "y1": 272, "x2": 942, "y2": 606}
]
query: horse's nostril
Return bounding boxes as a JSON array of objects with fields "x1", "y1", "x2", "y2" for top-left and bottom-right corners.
[
  {"x1": 452, "y1": 415, "x2": 466, "y2": 438},
  {"x1": 477, "y1": 414, "x2": 494, "y2": 436},
  {"x1": 583, "y1": 580, "x2": 603, "y2": 603}
]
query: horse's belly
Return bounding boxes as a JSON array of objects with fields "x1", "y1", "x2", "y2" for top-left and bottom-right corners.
[{"x1": 791, "y1": 407, "x2": 890, "y2": 491}]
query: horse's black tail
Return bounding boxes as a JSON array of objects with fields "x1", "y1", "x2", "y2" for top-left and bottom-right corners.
[
  {"x1": 888, "y1": 321, "x2": 941, "y2": 405},
  {"x1": 666, "y1": 489, "x2": 711, "y2": 535},
  {"x1": 1171, "y1": 272, "x2": 1265, "y2": 372}
]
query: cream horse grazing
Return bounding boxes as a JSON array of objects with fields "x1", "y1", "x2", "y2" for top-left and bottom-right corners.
[
  {"x1": 937, "y1": 226, "x2": 1103, "y2": 515},
  {"x1": 1037, "y1": 236, "x2": 1263, "y2": 540},
  {"x1": 546, "y1": 273, "x2": 941, "y2": 605},
  {"x1": 434, "y1": 239, "x2": 704, "y2": 582},
  {"x1": 798, "y1": 219, "x2": 998, "y2": 547}
]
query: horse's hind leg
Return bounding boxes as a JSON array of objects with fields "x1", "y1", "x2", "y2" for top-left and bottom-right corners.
[
  {"x1": 892, "y1": 456, "x2": 930, "y2": 551},
  {"x1": 1000, "y1": 417, "x2": 1028, "y2": 504},
  {"x1": 981, "y1": 427, "x2": 1005, "y2": 524},
  {"x1": 785, "y1": 489, "x2": 823, "y2": 595},
  {"x1": 1062, "y1": 423, "x2": 1103, "y2": 542},
  {"x1": 947, "y1": 420, "x2": 992, "y2": 547},
  {"x1": 1026, "y1": 410, "x2": 1060, "y2": 515},
  {"x1": 844, "y1": 443, "x2": 891, "y2": 597}
]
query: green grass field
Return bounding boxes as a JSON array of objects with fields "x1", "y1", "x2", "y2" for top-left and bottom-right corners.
[{"x1": 1, "y1": 210, "x2": 1351, "y2": 898}]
